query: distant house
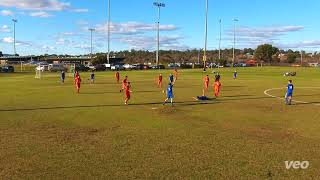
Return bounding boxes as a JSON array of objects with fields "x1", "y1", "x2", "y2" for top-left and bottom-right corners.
[{"x1": 278, "y1": 53, "x2": 288, "y2": 62}]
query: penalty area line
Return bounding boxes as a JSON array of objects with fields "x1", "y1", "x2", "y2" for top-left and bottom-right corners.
[{"x1": 264, "y1": 87, "x2": 320, "y2": 105}]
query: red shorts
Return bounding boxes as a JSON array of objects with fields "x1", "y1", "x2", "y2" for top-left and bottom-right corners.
[
  {"x1": 126, "y1": 92, "x2": 130, "y2": 99},
  {"x1": 76, "y1": 83, "x2": 80, "y2": 89}
]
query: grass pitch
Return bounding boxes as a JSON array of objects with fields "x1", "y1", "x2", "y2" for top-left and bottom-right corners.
[{"x1": 0, "y1": 67, "x2": 320, "y2": 179}]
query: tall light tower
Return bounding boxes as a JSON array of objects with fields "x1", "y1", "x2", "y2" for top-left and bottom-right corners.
[
  {"x1": 203, "y1": 0, "x2": 208, "y2": 70},
  {"x1": 232, "y1": 18, "x2": 238, "y2": 67},
  {"x1": 153, "y1": 1, "x2": 165, "y2": 66},
  {"x1": 300, "y1": 50, "x2": 303, "y2": 66},
  {"x1": 219, "y1": 19, "x2": 222, "y2": 60},
  {"x1": 107, "y1": 0, "x2": 111, "y2": 64},
  {"x1": 12, "y1": 19, "x2": 17, "y2": 56},
  {"x1": 89, "y1": 28, "x2": 95, "y2": 61}
]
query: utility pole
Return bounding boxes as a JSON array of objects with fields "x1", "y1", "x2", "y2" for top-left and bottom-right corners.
[
  {"x1": 12, "y1": 19, "x2": 17, "y2": 56},
  {"x1": 301, "y1": 50, "x2": 303, "y2": 66},
  {"x1": 107, "y1": 0, "x2": 111, "y2": 64},
  {"x1": 89, "y1": 28, "x2": 95, "y2": 61},
  {"x1": 233, "y1": 18, "x2": 238, "y2": 67},
  {"x1": 153, "y1": 1, "x2": 165, "y2": 66},
  {"x1": 203, "y1": 0, "x2": 208, "y2": 70},
  {"x1": 219, "y1": 19, "x2": 222, "y2": 60}
]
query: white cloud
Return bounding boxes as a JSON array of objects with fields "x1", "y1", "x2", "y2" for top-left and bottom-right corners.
[
  {"x1": 224, "y1": 25, "x2": 305, "y2": 49},
  {"x1": 277, "y1": 40, "x2": 320, "y2": 49},
  {"x1": 71, "y1": 8, "x2": 89, "y2": 13},
  {"x1": 0, "y1": 37, "x2": 32, "y2": 46},
  {"x1": 0, "y1": 0, "x2": 70, "y2": 11},
  {"x1": 1, "y1": 37, "x2": 14, "y2": 43},
  {"x1": 29, "y1": 11, "x2": 53, "y2": 18},
  {"x1": 229, "y1": 25, "x2": 304, "y2": 39},
  {"x1": 56, "y1": 38, "x2": 67, "y2": 45},
  {"x1": 119, "y1": 35, "x2": 188, "y2": 50},
  {"x1": 0, "y1": 9, "x2": 14, "y2": 16},
  {"x1": 0, "y1": 25, "x2": 11, "y2": 32},
  {"x1": 42, "y1": 45, "x2": 56, "y2": 51},
  {"x1": 95, "y1": 21, "x2": 178, "y2": 35}
]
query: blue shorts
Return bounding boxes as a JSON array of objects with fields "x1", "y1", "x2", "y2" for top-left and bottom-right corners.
[
  {"x1": 287, "y1": 92, "x2": 293, "y2": 97},
  {"x1": 167, "y1": 93, "x2": 173, "y2": 99}
]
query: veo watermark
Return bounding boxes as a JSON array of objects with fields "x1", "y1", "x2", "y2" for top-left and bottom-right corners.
[{"x1": 285, "y1": 161, "x2": 309, "y2": 169}]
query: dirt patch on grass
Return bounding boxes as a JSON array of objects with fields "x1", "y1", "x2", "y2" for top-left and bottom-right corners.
[{"x1": 241, "y1": 126, "x2": 298, "y2": 142}]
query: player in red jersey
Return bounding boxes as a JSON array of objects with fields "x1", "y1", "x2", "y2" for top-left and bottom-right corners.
[
  {"x1": 173, "y1": 68, "x2": 178, "y2": 82},
  {"x1": 213, "y1": 76, "x2": 221, "y2": 97},
  {"x1": 120, "y1": 76, "x2": 128, "y2": 92},
  {"x1": 204, "y1": 75, "x2": 210, "y2": 92},
  {"x1": 74, "y1": 71, "x2": 81, "y2": 93},
  {"x1": 115, "y1": 71, "x2": 120, "y2": 83},
  {"x1": 124, "y1": 82, "x2": 132, "y2": 105},
  {"x1": 158, "y1": 73, "x2": 163, "y2": 88}
]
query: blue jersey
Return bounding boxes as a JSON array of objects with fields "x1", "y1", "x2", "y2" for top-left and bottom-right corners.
[
  {"x1": 169, "y1": 75, "x2": 174, "y2": 83},
  {"x1": 287, "y1": 83, "x2": 294, "y2": 94},
  {"x1": 167, "y1": 84, "x2": 173, "y2": 98},
  {"x1": 234, "y1": 72, "x2": 237, "y2": 77},
  {"x1": 90, "y1": 73, "x2": 95, "y2": 79},
  {"x1": 61, "y1": 72, "x2": 65, "y2": 79}
]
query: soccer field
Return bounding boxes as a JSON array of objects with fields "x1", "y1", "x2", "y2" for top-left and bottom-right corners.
[{"x1": 0, "y1": 67, "x2": 320, "y2": 179}]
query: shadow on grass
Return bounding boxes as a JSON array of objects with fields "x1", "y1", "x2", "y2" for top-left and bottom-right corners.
[
  {"x1": 82, "y1": 90, "x2": 160, "y2": 95},
  {"x1": 0, "y1": 96, "x2": 272, "y2": 112}
]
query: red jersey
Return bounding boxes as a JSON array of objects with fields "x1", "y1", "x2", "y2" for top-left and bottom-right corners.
[
  {"x1": 125, "y1": 84, "x2": 131, "y2": 97},
  {"x1": 204, "y1": 76, "x2": 209, "y2": 83},
  {"x1": 75, "y1": 75, "x2": 81, "y2": 84},
  {"x1": 159, "y1": 75, "x2": 163, "y2": 81},
  {"x1": 116, "y1": 72, "x2": 120, "y2": 78}
]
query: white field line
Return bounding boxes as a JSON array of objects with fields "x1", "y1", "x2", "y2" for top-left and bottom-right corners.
[{"x1": 264, "y1": 87, "x2": 320, "y2": 105}]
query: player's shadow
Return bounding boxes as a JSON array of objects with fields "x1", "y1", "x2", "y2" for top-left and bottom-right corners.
[
  {"x1": 222, "y1": 94, "x2": 253, "y2": 98},
  {"x1": 81, "y1": 91, "x2": 120, "y2": 94},
  {"x1": 0, "y1": 100, "x2": 220, "y2": 112},
  {"x1": 82, "y1": 90, "x2": 159, "y2": 95}
]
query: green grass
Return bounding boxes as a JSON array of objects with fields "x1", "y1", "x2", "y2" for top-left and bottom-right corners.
[{"x1": 1, "y1": 67, "x2": 320, "y2": 179}]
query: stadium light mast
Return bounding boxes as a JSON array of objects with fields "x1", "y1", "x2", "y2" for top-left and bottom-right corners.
[
  {"x1": 153, "y1": 1, "x2": 165, "y2": 66},
  {"x1": 12, "y1": 19, "x2": 17, "y2": 56},
  {"x1": 107, "y1": 0, "x2": 111, "y2": 64},
  {"x1": 89, "y1": 28, "x2": 95, "y2": 61},
  {"x1": 232, "y1": 18, "x2": 238, "y2": 67},
  {"x1": 203, "y1": 0, "x2": 208, "y2": 71},
  {"x1": 12, "y1": 19, "x2": 21, "y2": 71},
  {"x1": 300, "y1": 50, "x2": 303, "y2": 66},
  {"x1": 219, "y1": 19, "x2": 222, "y2": 60}
]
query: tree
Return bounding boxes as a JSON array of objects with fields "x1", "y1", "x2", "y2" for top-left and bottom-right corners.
[
  {"x1": 254, "y1": 44, "x2": 279, "y2": 63},
  {"x1": 92, "y1": 54, "x2": 108, "y2": 65},
  {"x1": 287, "y1": 52, "x2": 297, "y2": 63}
]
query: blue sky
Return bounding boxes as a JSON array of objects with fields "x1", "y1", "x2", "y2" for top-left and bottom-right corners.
[{"x1": 1, "y1": 0, "x2": 320, "y2": 55}]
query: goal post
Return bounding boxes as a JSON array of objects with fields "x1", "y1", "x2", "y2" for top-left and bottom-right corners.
[{"x1": 35, "y1": 68, "x2": 42, "y2": 79}]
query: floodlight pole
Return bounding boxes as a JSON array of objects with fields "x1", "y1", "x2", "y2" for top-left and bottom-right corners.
[
  {"x1": 219, "y1": 19, "x2": 222, "y2": 60},
  {"x1": 153, "y1": 1, "x2": 165, "y2": 66},
  {"x1": 203, "y1": 0, "x2": 208, "y2": 70},
  {"x1": 301, "y1": 50, "x2": 303, "y2": 66},
  {"x1": 12, "y1": 19, "x2": 21, "y2": 71},
  {"x1": 107, "y1": 0, "x2": 111, "y2": 64},
  {"x1": 89, "y1": 28, "x2": 95, "y2": 61},
  {"x1": 233, "y1": 18, "x2": 238, "y2": 67},
  {"x1": 12, "y1": 19, "x2": 17, "y2": 55}
]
